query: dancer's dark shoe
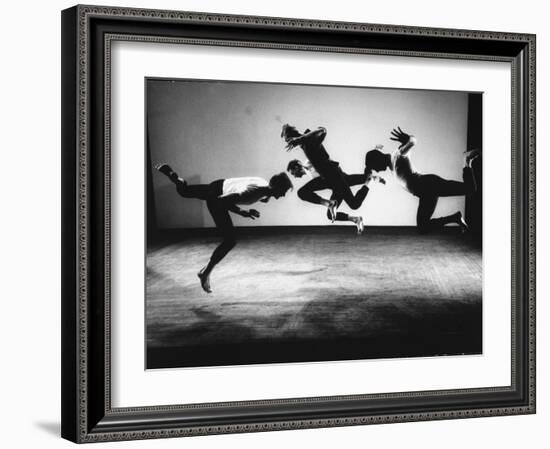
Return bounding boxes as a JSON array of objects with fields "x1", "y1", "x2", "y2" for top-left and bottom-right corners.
[
  {"x1": 155, "y1": 163, "x2": 180, "y2": 183},
  {"x1": 197, "y1": 267, "x2": 212, "y2": 294}
]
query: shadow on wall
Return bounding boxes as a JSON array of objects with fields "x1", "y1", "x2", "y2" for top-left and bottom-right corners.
[{"x1": 154, "y1": 174, "x2": 205, "y2": 229}]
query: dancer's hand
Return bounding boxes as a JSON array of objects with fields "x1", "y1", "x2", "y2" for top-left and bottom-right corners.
[
  {"x1": 366, "y1": 174, "x2": 386, "y2": 186},
  {"x1": 248, "y1": 209, "x2": 260, "y2": 219},
  {"x1": 285, "y1": 137, "x2": 302, "y2": 151},
  {"x1": 390, "y1": 126, "x2": 411, "y2": 146},
  {"x1": 242, "y1": 209, "x2": 260, "y2": 219}
]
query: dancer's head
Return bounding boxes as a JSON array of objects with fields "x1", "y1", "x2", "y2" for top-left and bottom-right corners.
[
  {"x1": 281, "y1": 124, "x2": 302, "y2": 143},
  {"x1": 365, "y1": 147, "x2": 390, "y2": 173},
  {"x1": 269, "y1": 172, "x2": 293, "y2": 198},
  {"x1": 287, "y1": 159, "x2": 306, "y2": 178}
]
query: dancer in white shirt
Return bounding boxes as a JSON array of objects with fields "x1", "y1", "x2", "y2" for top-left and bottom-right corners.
[{"x1": 155, "y1": 163, "x2": 292, "y2": 293}]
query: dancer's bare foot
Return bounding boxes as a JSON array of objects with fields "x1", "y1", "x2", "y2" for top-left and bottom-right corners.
[
  {"x1": 327, "y1": 199, "x2": 338, "y2": 223},
  {"x1": 455, "y1": 212, "x2": 469, "y2": 233},
  {"x1": 197, "y1": 267, "x2": 212, "y2": 293},
  {"x1": 464, "y1": 149, "x2": 480, "y2": 167},
  {"x1": 351, "y1": 216, "x2": 364, "y2": 235},
  {"x1": 469, "y1": 153, "x2": 481, "y2": 169}
]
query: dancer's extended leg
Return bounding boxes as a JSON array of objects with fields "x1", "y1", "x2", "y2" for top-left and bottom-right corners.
[
  {"x1": 155, "y1": 163, "x2": 179, "y2": 183},
  {"x1": 329, "y1": 168, "x2": 369, "y2": 210},
  {"x1": 326, "y1": 174, "x2": 368, "y2": 234},
  {"x1": 156, "y1": 163, "x2": 221, "y2": 200},
  {"x1": 416, "y1": 195, "x2": 465, "y2": 233},
  {"x1": 297, "y1": 177, "x2": 339, "y2": 222},
  {"x1": 297, "y1": 177, "x2": 331, "y2": 205},
  {"x1": 197, "y1": 199, "x2": 236, "y2": 293}
]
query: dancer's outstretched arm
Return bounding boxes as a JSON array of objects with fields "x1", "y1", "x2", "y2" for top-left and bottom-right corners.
[
  {"x1": 285, "y1": 127, "x2": 327, "y2": 151},
  {"x1": 219, "y1": 194, "x2": 261, "y2": 219},
  {"x1": 390, "y1": 126, "x2": 417, "y2": 155}
]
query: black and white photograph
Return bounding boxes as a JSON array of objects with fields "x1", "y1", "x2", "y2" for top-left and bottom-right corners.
[{"x1": 145, "y1": 78, "x2": 483, "y2": 369}]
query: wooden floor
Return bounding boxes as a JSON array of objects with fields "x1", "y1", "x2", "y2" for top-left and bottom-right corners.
[{"x1": 146, "y1": 227, "x2": 482, "y2": 368}]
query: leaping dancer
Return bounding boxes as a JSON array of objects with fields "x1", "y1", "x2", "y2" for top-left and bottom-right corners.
[
  {"x1": 364, "y1": 127, "x2": 479, "y2": 233},
  {"x1": 155, "y1": 163, "x2": 293, "y2": 293},
  {"x1": 281, "y1": 124, "x2": 383, "y2": 233},
  {"x1": 286, "y1": 159, "x2": 385, "y2": 234}
]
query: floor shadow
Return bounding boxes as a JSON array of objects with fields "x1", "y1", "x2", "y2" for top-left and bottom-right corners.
[
  {"x1": 148, "y1": 291, "x2": 482, "y2": 368},
  {"x1": 146, "y1": 228, "x2": 482, "y2": 368},
  {"x1": 149, "y1": 306, "x2": 256, "y2": 349},
  {"x1": 297, "y1": 291, "x2": 482, "y2": 340}
]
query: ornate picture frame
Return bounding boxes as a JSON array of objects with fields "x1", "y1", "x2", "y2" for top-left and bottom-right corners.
[{"x1": 61, "y1": 4, "x2": 536, "y2": 443}]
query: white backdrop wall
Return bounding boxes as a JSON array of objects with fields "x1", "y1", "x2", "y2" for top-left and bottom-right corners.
[
  {"x1": 1, "y1": 1, "x2": 547, "y2": 449},
  {"x1": 148, "y1": 79, "x2": 469, "y2": 228}
]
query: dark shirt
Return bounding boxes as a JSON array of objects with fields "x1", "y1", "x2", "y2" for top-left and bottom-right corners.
[{"x1": 300, "y1": 130, "x2": 339, "y2": 178}]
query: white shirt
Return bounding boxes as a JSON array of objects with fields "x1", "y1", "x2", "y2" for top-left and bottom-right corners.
[{"x1": 220, "y1": 177, "x2": 270, "y2": 205}]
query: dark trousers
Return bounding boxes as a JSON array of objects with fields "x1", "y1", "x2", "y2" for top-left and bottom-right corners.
[
  {"x1": 412, "y1": 167, "x2": 476, "y2": 232},
  {"x1": 176, "y1": 179, "x2": 236, "y2": 267},
  {"x1": 297, "y1": 172, "x2": 368, "y2": 221}
]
